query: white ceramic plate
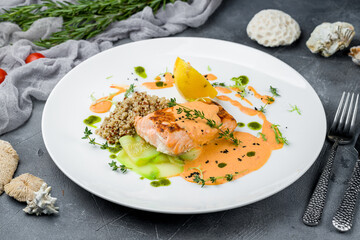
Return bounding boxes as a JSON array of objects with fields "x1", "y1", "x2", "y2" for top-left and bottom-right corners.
[{"x1": 42, "y1": 37, "x2": 326, "y2": 214}]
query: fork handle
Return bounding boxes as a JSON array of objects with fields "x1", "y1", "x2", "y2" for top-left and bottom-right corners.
[
  {"x1": 302, "y1": 140, "x2": 339, "y2": 226},
  {"x1": 332, "y1": 156, "x2": 360, "y2": 232}
]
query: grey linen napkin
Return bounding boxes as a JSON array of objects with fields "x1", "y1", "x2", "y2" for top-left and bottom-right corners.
[{"x1": 0, "y1": 0, "x2": 222, "y2": 135}]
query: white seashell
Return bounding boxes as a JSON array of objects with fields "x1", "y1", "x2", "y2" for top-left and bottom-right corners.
[
  {"x1": 306, "y1": 22, "x2": 355, "y2": 57},
  {"x1": 246, "y1": 9, "x2": 301, "y2": 47},
  {"x1": 349, "y1": 46, "x2": 360, "y2": 65},
  {"x1": 23, "y1": 183, "x2": 59, "y2": 216}
]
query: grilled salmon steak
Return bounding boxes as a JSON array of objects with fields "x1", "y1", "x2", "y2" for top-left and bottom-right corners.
[{"x1": 134, "y1": 101, "x2": 237, "y2": 155}]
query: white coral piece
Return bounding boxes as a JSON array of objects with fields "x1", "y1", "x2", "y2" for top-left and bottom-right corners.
[
  {"x1": 23, "y1": 183, "x2": 59, "y2": 216},
  {"x1": 349, "y1": 46, "x2": 360, "y2": 65},
  {"x1": 306, "y1": 22, "x2": 355, "y2": 57},
  {"x1": 246, "y1": 9, "x2": 301, "y2": 47}
]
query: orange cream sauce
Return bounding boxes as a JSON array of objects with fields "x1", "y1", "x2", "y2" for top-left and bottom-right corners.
[
  {"x1": 89, "y1": 85, "x2": 126, "y2": 113},
  {"x1": 180, "y1": 95, "x2": 283, "y2": 185},
  {"x1": 143, "y1": 72, "x2": 175, "y2": 90},
  {"x1": 215, "y1": 86, "x2": 232, "y2": 94},
  {"x1": 235, "y1": 93, "x2": 253, "y2": 106},
  {"x1": 204, "y1": 73, "x2": 217, "y2": 81},
  {"x1": 248, "y1": 86, "x2": 273, "y2": 104}
]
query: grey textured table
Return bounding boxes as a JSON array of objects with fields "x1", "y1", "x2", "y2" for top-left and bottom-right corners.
[{"x1": 1, "y1": 0, "x2": 360, "y2": 239}]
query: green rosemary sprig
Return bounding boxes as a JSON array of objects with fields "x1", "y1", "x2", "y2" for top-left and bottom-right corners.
[
  {"x1": 167, "y1": 98, "x2": 240, "y2": 146},
  {"x1": 0, "y1": 0, "x2": 187, "y2": 48}
]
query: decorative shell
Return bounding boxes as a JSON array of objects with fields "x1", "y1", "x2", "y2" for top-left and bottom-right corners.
[
  {"x1": 23, "y1": 183, "x2": 59, "y2": 216},
  {"x1": 349, "y1": 46, "x2": 360, "y2": 65},
  {"x1": 0, "y1": 140, "x2": 19, "y2": 195},
  {"x1": 4, "y1": 173, "x2": 44, "y2": 202},
  {"x1": 246, "y1": 9, "x2": 301, "y2": 47},
  {"x1": 306, "y1": 22, "x2": 355, "y2": 57}
]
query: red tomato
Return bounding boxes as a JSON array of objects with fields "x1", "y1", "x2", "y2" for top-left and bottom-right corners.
[
  {"x1": 25, "y1": 53, "x2": 45, "y2": 64},
  {"x1": 0, "y1": 68, "x2": 7, "y2": 85}
]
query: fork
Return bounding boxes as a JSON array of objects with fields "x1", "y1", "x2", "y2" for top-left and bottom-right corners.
[{"x1": 303, "y1": 92, "x2": 358, "y2": 226}]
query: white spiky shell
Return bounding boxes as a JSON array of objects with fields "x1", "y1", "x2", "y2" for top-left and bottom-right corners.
[{"x1": 23, "y1": 183, "x2": 59, "y2": 216}]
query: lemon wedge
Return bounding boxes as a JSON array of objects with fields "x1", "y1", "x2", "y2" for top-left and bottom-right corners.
[{"x1": 173, "y1": 57, "x2": 217, "y2": 101}]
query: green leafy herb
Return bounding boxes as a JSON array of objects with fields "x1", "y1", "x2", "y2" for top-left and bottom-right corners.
[
  {"x1": 207, "y1": 65, "x2": 212, "y2": 71},
  {"x1": 167, "y1": 98, "x2": 240, "y2": 146},
  {"x1": 211, "y1": 82, "x2": 226, "y2": 87},
  {"x1": 191, "y1": 168, "x2": 248, "y2": 187},
  {"x1": 193, "y1": 174, "x2": 206, "y2": 187},
  {"x1": 0, "y1": 0, "x2": 188, "y2": 48},
  {"x1": 258, "y1": 132, "x2": 267, "y2": 141},
  {"x1": 271, "y1": 124, "x2": 288, "y2": 145},
  {"x1": 108, "y1": 161, "x2": 128, "y2": 173},
  {"x1": 82, "y1": 127, "x2": 116, "y2": 150},
  {"x1": 90, "y1": 93, "x2": 97, "y2": 102},
  {"x1": 230, "y1": 75, "x2": 249, "y2": 91},
  {"x1": 289, "y1": 104, "x2": 301, "y2": 115},
  {"x1": 258, "y1": 105, "x2": 266, "y2": 113},
  {"x1": 106, "y1": 76, "x2": 113, "y2": 79},
  {"x1": 124, "y1": 84, "x2": 135, "y2": 98},
  {"x1": 225, "y1": 174, "x2": 233, "y2": 182},
  {"x1": 270, "y1": 86, "x2": 280, "y2": 97}
]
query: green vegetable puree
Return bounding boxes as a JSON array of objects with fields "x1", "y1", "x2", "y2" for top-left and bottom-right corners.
[
  {"x1": 248, "y1": 121, "x2": 262, "y2": 130},
  {"x1": 150, "y1": 178, "x2": 171, "y2": 187},
  {"x1": 237, "y1": 122, "x2": 245, "y2": 127},
  {"x1": 247, "y1": 151, "x2": 256, "y2": 157},
  {"x1": 134, "y1": 66, "x2": 147, "y2": 78},
  {"x1": 83, "y1": 115, "x2": 101, "y2": 128},
  {"x1": 108, "y1": 142, "x2": 122, "y2": 154},
  {"x1": 218, "y1": 163, "x2": 227, "y2": 168}
]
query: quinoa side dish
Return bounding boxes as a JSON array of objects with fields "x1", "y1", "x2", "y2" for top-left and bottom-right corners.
[{"x1": 96, "y1": 92, "x2": 169, "y2": 144}]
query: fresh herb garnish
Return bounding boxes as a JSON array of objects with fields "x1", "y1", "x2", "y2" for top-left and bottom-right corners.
[
  {"x1": 270, "y1": 86, "x2": 280, "y2": 96},
  {"x1": 190, "y1": 167, "x2": 248, "y2": 187},
  {"x1": 230, "y1": 75, "x2": 249, "y2": 92},
  {"x1": 289, "y1": 104, "x2": 301, "y2": 115},
  {"x1": 106, "y1": 76, "x2": 113, "y2": 79},
  {"x1": 271, "y1": 124, "x2": 288, "y2": 145},
  {"x1": 124, "y1": 84, "x2": 135, "y2": 98},
  {"x1": 256, "y1": 86, "x2": 279, "y2": 113},
  {"x1": 108, "y1": 161, "x2": 128, "y2": 173},
  {"x1": 82, "y1": 127, "x2": 119, "y2": 151},
  {"x1": 258, "y1": 132, "x2": 267, "y2": 141},
  {"x1": 207, "y1": 65, "x2": 212, "y2": 71},
  {"x1": 211, "y1": 82, "x2": 226, "y2": 87},
  {"x1": 167, "y1": 98, "x2": 240, "y2": 146},
  {"x1": 1, "y1": 0, "x2": 188, "y2": 48},
  {"x1": 90, "y1": 93, "x2": 97, "y2": 102}
]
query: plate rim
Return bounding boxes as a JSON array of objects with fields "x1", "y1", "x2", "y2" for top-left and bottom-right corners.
[{"x1": 42, "y1": 37, "x2": 327, "y2": 214}]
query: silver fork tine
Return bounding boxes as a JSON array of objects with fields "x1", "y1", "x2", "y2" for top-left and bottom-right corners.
[
  {"x1": 350, "y1": 94, "x2": 359, "y2": 132},
  {"x1": 344, "y1": 93, "x2": 355, "y2": 132},
  {"x1": 338, "y1": 92, "x2": 350, "y2": 130},
  {"x1": 332, "y1": 92, "x2": 346, "y2": 129}
]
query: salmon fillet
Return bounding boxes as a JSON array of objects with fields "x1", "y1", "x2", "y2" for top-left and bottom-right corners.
[{"x1": 134, "y1": 101, "x2": 237, "y2": 155}]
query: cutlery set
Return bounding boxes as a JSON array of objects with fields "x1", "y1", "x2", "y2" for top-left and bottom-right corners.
[{"x1": 303, "y1": 92, "x2": 360, "y2": 232}]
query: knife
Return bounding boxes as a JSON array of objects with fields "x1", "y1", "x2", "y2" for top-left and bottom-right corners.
[{"x1": 332, "y1": 134, "x2": 360, "y2": 232}]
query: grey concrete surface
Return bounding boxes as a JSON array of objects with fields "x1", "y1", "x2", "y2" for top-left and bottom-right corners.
[{"x1": 1, "y1": 0, "x2": 360, "y2": 239}]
